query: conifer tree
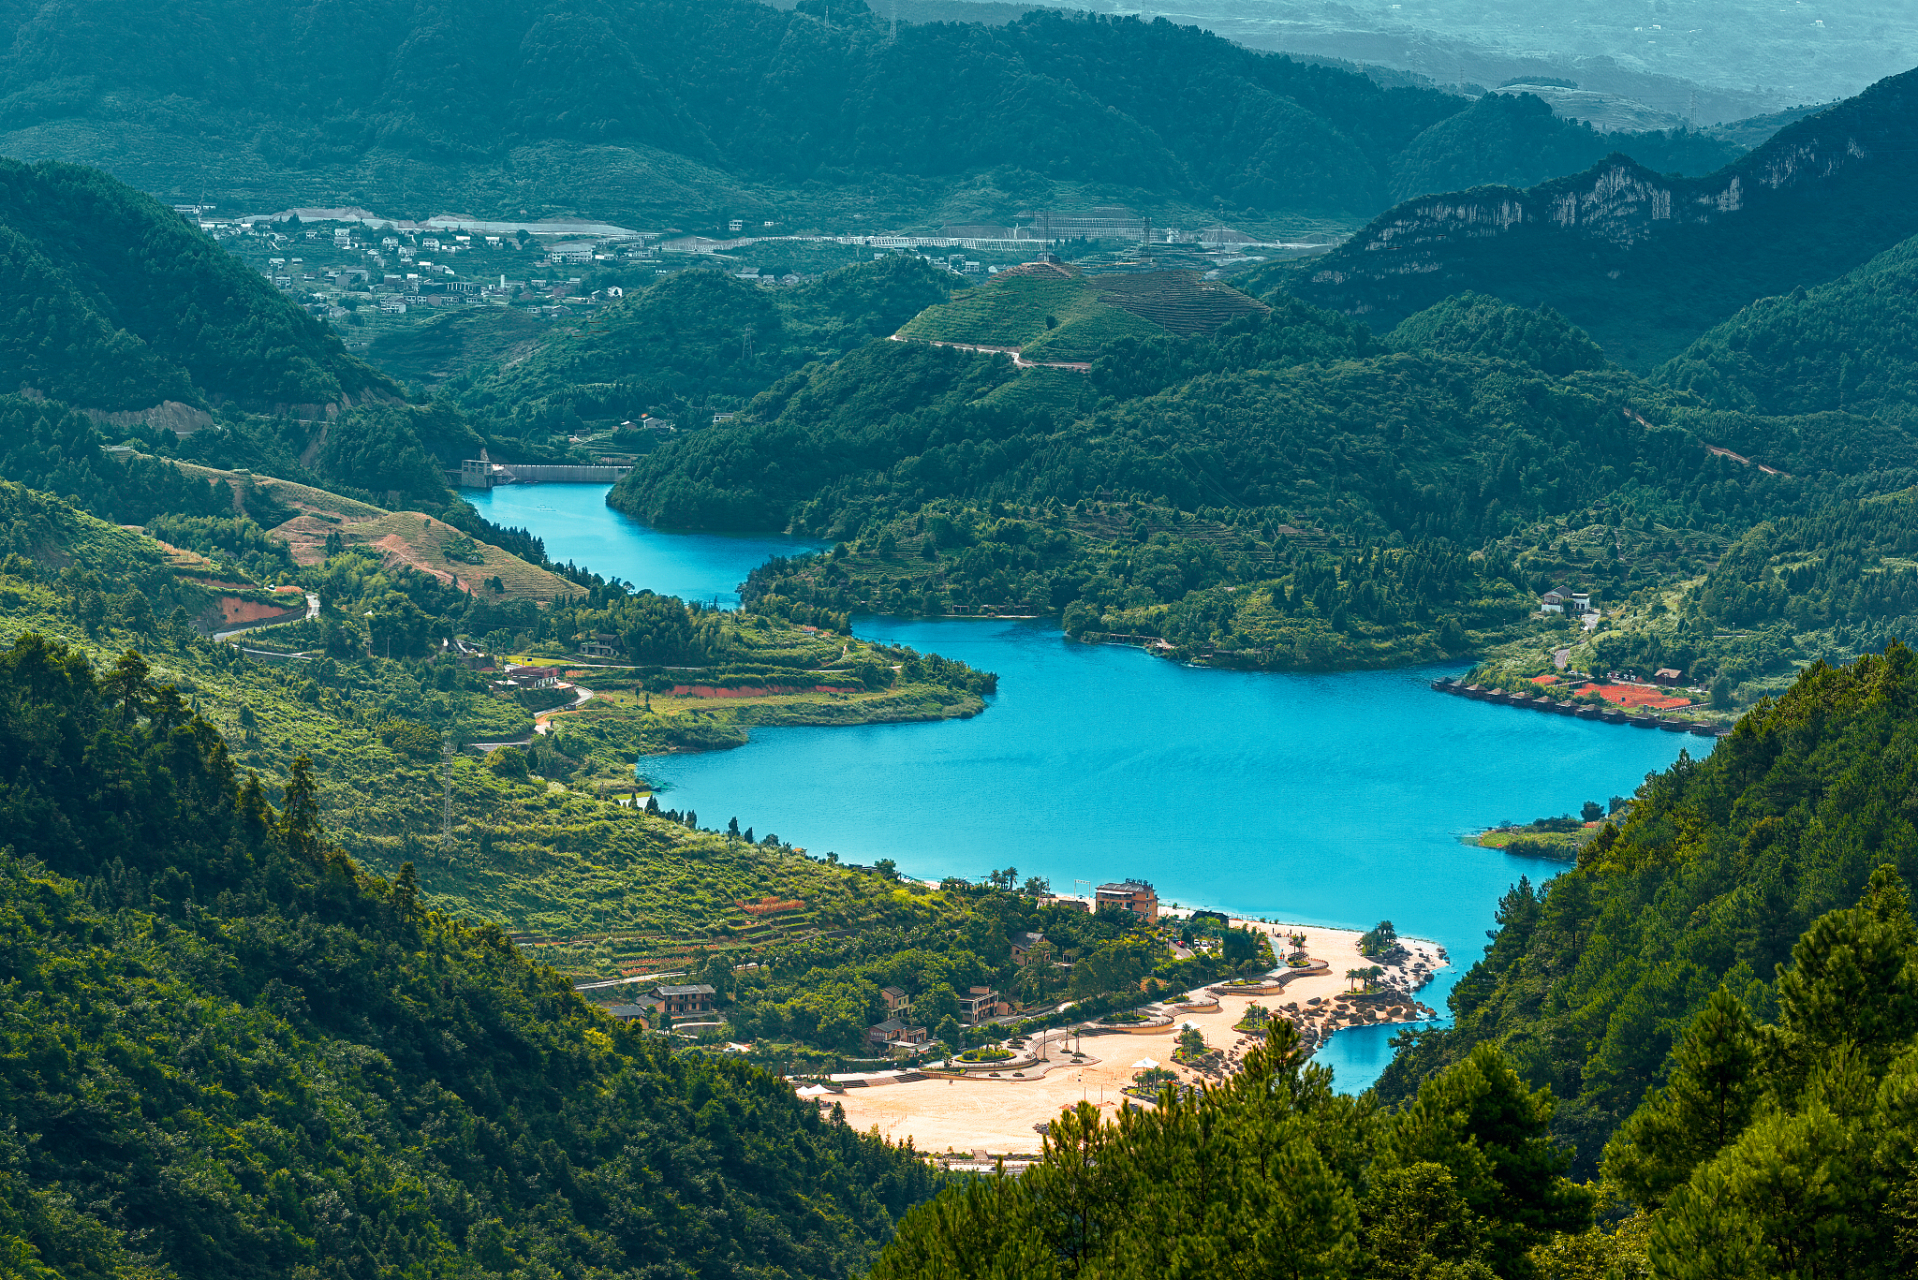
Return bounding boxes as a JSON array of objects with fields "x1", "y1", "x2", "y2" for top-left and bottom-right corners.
[{"x1": 1604, "y1": 985, "x2": 1763, "y2": 1211}]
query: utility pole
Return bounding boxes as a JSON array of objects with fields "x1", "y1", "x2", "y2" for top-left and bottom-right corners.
[{"x1": 441, "y1": 733, "x2": 454, "y2": 856}]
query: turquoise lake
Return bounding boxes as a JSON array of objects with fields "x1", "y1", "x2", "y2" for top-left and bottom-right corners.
[{"x1": 470, "y1": 485, "x2": 1693, "y2": 1091}]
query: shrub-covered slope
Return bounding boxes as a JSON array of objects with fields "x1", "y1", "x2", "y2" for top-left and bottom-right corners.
[{"x1": 0, "y1": 632, "x2": 940, "y2": 1277}]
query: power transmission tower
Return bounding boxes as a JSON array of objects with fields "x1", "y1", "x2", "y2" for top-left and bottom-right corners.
[
  {"x1": 890, "y1": 0, "x2": 898, "y2": 41},
  {"x1": 441, "y1": 733, "x2": 455, "y2": 855}
]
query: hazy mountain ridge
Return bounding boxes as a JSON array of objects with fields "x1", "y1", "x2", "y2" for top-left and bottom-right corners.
[
  {"x1": 0, "y1": 0, "x2": 1749, "y2": 227},
  {"x1": 1290, "y1": 64, "x2": 1918, "y2": 368}
]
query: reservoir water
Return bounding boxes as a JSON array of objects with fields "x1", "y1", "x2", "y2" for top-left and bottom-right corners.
[{"x1": 471, "y1": 486, "x2": 1693, "y2": 1090}]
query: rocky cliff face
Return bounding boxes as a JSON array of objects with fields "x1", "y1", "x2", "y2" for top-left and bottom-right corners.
[{"x1": 1291, "y1": 65, "x2": 1918, "y2": 365}]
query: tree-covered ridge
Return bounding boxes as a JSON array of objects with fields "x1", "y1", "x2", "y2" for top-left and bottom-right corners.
[
  {"x1": 1378, "y1": 644, "x2": 1918, "y2": 1177},
  {"x1": 620, "y1": 286, "x2": 1912, "y2": 669},
  {"x1": 1290, "y1": 64, "x2": 1918, "y2": 368},
  {"x1": 873, "y1": 1022, "x2": 1591, "y2": 1280},
  {"x1": 0, "y1": 159, "x2": 393, "y2": 411},
  {"x1": 1382, "y1": 293, "x2": 1607, "y2": 378},
  {"x1": 1656, "y1": 232, "x2": 1918, "y2": 425},
  {"x1": 453, "y1": 257, "x2": 956, "y2": 444},
  {"x1": 0, "y1": 2, "x2": 1746, "y2": 224},
  {"x1": 1387, "y1": 90, "x2": 1740, "y2": 203},
  {"x1": 0, "y1": 631, "x2": 941, "y2": 1278}
]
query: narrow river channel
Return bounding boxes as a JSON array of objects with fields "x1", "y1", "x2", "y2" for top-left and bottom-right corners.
[{"x1": 470, "y1": 485, "x2": 1693, "y2": 1091}]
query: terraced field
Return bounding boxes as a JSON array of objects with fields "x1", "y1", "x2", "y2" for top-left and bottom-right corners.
[
  {"x1": 1092, "y1": 270, "x2": 1270, "y2": 336},
  {"x1": 896, "y1": 261, "x2": 1267, "y2": 362}
]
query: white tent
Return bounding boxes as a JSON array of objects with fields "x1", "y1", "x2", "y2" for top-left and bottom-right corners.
[
  {"x1": 795, "y1": 1083, "x2": 831, "y2": 1098},
  {"x1": 1132, "y1": 1057, "x2": 1160, "y2": 1071}
]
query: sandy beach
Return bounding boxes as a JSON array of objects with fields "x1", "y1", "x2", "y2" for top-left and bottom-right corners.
[{"x1": 832, "y1": 919, "x2": 1446, "y2": 1156}]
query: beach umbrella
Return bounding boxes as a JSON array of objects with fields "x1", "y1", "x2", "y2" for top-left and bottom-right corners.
[{"x1": 1132, "y1": 1057, "x2": 1160, "y2": 1070}]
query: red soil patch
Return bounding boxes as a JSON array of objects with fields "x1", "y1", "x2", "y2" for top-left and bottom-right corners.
[
  {"x1": 1589, "y1": 684, "x2": 1692, "y2": 711},
  {"x1": 217, "y1": 597, "x2": 303, "y2": 626},
  {"x1": 1527, "y1": 674, "x2": 1560, "y2": 685},
  {"x1": 667, "y1": 684, "x2": 860, "y2": 698}
]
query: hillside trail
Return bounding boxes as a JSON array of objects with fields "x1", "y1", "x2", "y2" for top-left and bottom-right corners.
[
  {"x1": 534, "y1": 683, "x2": 595, "y2": 735},
  {"x1": 888, "y1": 334, "x2": 1090, "y2": 372}
]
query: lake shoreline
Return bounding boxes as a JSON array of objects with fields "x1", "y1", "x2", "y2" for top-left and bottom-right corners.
[{"x1": 468, "y1": 486, "x2": 1696, "y2": 1094}]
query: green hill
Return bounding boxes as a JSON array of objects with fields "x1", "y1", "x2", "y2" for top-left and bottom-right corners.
[
  {"x1": 895, "y1": 264, "x2": 1268, "y2": 364},
  {"x1": 0, "y1": 629, "x2": 940, "y2": 1277},
  {"x1": 1290, "y1": 65, "x2": 1918, "y2": 369},
  {"x1": 614, "y1": 289, "x2": 1918, "y2": 670},
  {"x1": 0, "y1": 3, "x2": 1754, "y2": 228},
  {"x1": 452, "y1": 256, "x2": 955, "y2": 442},
  {"x1": 1655, "y1": 232, "x2": 1918, "y2": 425},
  {"x1": 0, "y1": 158, "x2": 393, "y2": 413}
]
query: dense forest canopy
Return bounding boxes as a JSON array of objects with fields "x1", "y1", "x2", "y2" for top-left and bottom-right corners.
[
  {"x1": 1656, "y1": 232, "x2": 1918, "y2": 426},
  {"x1": 612, "y1": 272, "x2": 1918, "y2": 672},
  {"x1": 0, "y1": 631, "x2": 943, "y2": 1276},
  {"x1": 0, "y1": 1, "x2": 1741, "y2": 223},
  {"x1": 0, "y1": 159, "x2": 392, "y2": 411}
]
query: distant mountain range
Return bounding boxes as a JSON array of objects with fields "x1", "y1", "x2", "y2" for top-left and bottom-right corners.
[
  {"x1": 1289, "y1": 65, "x2": 1918, "y2": 368},
  {"x1": 0, "y1": 0, "x2": 1743, "y2": 229}
]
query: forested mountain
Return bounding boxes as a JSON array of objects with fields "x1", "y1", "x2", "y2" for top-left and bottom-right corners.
[
  {"x1": 0, "y1": 159, "x2": 391, "y2": 412},
  {"x1": 0, "y1": 1, "x2": 1739, "y2": 225},
  {"x1": 1656, "y1": 232, "x2": 1918, "y2": 425},
  {"x1": 0, "y1": 630, "x2": 940, "y2": 1276},
  {"x1": 613, "y1": 280, "x2": 1918, "y2": 669},
  {"x1": 1379, "y1": 645, "x2": 1918, "y2": 1174},
  {"x1": 1386, "y1": 91, "x2": 1739, "y2": 203},
  {"x1": 453, "y1": 256, "x2": 957, "y2": 441},
  {"x1": 1291, "y1": 64, "x2": 1918, "y2": 368}
]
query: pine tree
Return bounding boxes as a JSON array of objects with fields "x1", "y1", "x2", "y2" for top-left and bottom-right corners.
[
  {"x1": 1603, "y1": 985, "x2": 1762, "y2": 1210},
  {"x1": 277, "y1": 754, "x2": 321, "y2": 860}
]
